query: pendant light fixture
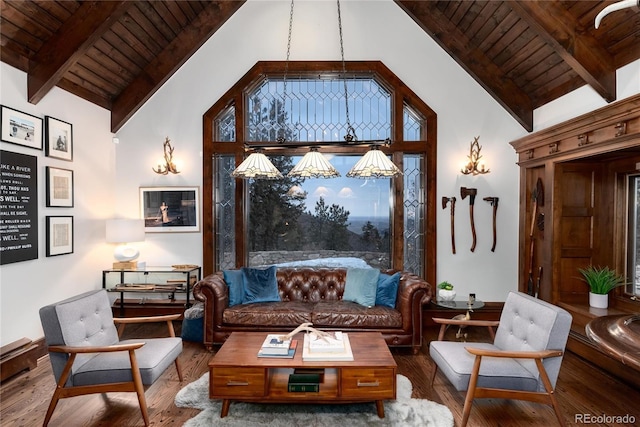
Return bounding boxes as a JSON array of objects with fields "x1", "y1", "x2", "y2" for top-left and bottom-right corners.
[
  {"x1": 231, "y1": 150, "x2": 283, "y2": 180},
  {"x1": 231, "y1": 0, "x2": 401, "y2": 180},
  {"x1": 346, "y1": 145, "x2": 401, "y2": 178},
  {"x1": 288, "y1": 147, "x2": 341, "y2": 178}
]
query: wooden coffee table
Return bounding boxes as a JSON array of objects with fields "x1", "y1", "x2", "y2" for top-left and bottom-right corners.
[{"x1": 208, "y1": 331, "x2": 397, "y2": 418}]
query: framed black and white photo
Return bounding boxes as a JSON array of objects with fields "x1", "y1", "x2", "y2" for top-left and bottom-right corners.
[
  {"x1": 46, "y1": 216, "x2": 73, "y2": 256},
  {"x1": 0, "y1": 105, "x2": 43, "y2": 150},
  {"x1": 45, "y1": 116, "x2": 73, "y2": 161},
  {"x1": 140, "y1": 186, "x2": 199, "y2": 233},
  {"x1": 46, "y1": 166, "x2": 74, "y2": 207}
]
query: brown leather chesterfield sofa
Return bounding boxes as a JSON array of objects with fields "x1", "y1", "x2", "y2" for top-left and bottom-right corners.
[{"x1": 192, "y1": 267, "x2": 432, "y2": 354}]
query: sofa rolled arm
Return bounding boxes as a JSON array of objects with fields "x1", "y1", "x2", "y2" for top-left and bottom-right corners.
[
  {"x1": 390, "y1": 270, "x2": 432, "y2": 344},
  {"x1": 192, "y1": 272, "x2": 228, "y2": 349}
]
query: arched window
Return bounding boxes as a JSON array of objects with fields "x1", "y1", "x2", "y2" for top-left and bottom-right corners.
[{"x1": 203, "y1": 61, "x2": 436, "y2": 284}]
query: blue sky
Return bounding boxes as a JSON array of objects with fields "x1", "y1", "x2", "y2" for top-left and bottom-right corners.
[{"x1": 291, "y1": 154, "x2": 391, "y2": 218}]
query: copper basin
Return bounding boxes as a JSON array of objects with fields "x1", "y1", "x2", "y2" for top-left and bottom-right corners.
[{"x1": 586, "y1": 314, "x2": 640, "y2": 371}]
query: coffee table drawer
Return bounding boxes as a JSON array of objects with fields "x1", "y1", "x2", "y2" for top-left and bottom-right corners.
[
  {"x1": 341, "y1": 368, "x2": 395, "y2": 398},
  {"x1": 210, "y1": 367, "x2": 266, "y2": 398}
]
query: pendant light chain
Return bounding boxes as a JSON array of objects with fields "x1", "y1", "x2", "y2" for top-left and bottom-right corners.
[
  {"x1": 278, "y1": 0, "x2": 295, "y2": 143},
  {"x1": 337, "y1": 0, "x2": 356, "y2": 143}
]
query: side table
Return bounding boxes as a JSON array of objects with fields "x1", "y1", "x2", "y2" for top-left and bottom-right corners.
[
  {"x1": 433, "y1": 300, "x2": 485, "y2": 310},
  {"x1": 429, "y1": 299, "x2": 499, "y2": 341}
]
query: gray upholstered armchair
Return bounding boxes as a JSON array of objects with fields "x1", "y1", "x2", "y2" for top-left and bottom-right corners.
[
  {"x1": 430, "y1": 291, "x2": 572, "y2": 427},
  {"x1": 39, "y1": 289, "x2": 183, "y2": 426}
]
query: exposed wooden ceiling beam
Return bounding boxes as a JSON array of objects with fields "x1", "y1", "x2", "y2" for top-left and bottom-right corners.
[
  {"x1": 508, "y1": 1, "x2": 616, "y2": 103},
  {"x1": 395, "y1": 1, "x2": 534, "y2": 131},
  {"x1": 27, "y1": 1, "x2": 131, "y2": 104},
  {"x1": 110, "y1": 1, "x2": 246, "y2": 132}
]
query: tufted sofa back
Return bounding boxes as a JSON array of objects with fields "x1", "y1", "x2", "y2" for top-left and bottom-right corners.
[
  {"x1": 276, "y1": 268, "x2": 348, "y2": 303},
  {"x1": 494, "y1": 291, "x2": 572, "y2": 389}
]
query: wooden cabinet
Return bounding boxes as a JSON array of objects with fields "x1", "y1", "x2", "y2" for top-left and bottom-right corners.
[{"x1": 510, "y1": 94, "x2": 640, "y2": 387}]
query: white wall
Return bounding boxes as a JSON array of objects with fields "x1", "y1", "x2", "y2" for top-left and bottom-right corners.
[
  {"x1": 116, "y1": 0, "x2": 525, "y2": 303},
  {"x1": 116, "y1": 0, "x2": 640, "y2": 303},
  {"x1": 0, "y1": 63, "x2": 116, "y2": 346},
  {"x1": 1, "y1": 0, "x2": 638, "y2": 345}
]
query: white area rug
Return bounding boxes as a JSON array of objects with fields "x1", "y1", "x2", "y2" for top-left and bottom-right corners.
[{"x1": 175, "y1": 373, "x2": 454, "y2": 427}]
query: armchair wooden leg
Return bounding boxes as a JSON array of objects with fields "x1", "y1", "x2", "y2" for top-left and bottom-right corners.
[
  {"x1": 128, "y1": 350, "x2": 149, "y2": 426},
  {"x1": 174, "y1": 358, "x2": 183, "y2": 382},
  {"x1": 42, "y1": 390, "x2": 62, "y2": 427},
  {"x1": 461, "y1": 355, "x2": 482, "y2": 427},
  {"x1": 430, "y1": 363, "x2": 438, "y2": 387},
  {"x1": 535, "y1": 359, "x2": 566, "y2": 427},
  {"x1": 43, "y1": 353, "x2": 76, "y2": 426}
]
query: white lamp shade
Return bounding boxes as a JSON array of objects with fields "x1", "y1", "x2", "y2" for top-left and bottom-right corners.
[
  {"x1": 346, "y1": 147, "x2": 402, "y2": 178},
  {"x1": 106, "y1": 219, "x2": 145, "y2": 263},
  {"x1": 106, "y1": 219, "x2": 145, "y2": 243},
  {"x1": 231, "y1": 152, "x2": 283, "y2": 179},
  {"x1": 288, "y1": 148, "x2": 340, "y2": 178}
]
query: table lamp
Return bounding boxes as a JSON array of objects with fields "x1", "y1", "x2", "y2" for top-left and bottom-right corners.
[{"x1": 106, "y1": 218, "x2": 145, "y2": 269}]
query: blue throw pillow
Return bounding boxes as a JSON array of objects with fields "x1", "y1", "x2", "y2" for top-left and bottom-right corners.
[
  {"x1": 375, "y1": 272, "x2": 400, "y2": 308},
  {"x1": 343, "y1": 268, "x2": 380, "y2": 307},
  {"x1": 223, "y1": 270, "x2": 244, "y2": 307},
  {"x1": 241, "y1": 266, "x2": 280, "y2": 304}
]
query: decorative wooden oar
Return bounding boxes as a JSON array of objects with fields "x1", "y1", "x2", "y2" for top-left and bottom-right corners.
[{"x1": 527, "y1": 178, "x2": 544, "y2": 296}]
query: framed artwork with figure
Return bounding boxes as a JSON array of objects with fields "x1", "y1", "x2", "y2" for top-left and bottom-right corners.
[
  {"x1": 45, "y1": 116, "x2": 73, "y2": 161},
  {"x1": 139, "y1": 186, "x2": 199, "y2": 233},
  {"x1": 0, "y1": 105, "x2": 43, "y2": 150}
]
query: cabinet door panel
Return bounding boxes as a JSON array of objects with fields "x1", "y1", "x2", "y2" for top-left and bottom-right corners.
[{"x1": 555, "y1": 164, "x2": 600, "y2": 302}]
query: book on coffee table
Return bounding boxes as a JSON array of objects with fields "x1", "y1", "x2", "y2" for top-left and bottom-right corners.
[
  {"x1": 260, "y1": 334, "x2": 292, "y2": 355},
  {"x1": 302, "y1": 333, "x2": 353, "y2": 361},
  {"x1": 307, "y1": 331, "x2": 346, "y2": 353},
  {"x1": 258, "y1": 340, "x2": 298, "y2": 358}
]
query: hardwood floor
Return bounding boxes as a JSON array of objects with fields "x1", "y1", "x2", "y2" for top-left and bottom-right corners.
[{"x1": 1, "y1": 323, "x2": 638, "y2": 426}]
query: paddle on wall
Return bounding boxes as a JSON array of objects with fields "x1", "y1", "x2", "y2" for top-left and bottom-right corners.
[{"x1": 527, "y1": 178, "x2": 544, "y2": 296}]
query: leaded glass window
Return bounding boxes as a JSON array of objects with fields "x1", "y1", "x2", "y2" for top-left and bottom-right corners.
[{"x1": 204, "y1": 62, "x2": 436, "y2": 284}]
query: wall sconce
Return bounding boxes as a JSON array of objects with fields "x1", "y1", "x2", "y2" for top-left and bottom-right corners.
[
  {"x1": 461, "y1": 136, "x2": 490, "y2": 176},
  {"x1": 152, "y1": 137, "x2": 180, "y2": 175}
]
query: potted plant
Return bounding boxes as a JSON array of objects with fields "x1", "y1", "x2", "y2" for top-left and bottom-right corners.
[
  {"x1": 578, "y1": 265, "x2": 625, "y2": 309},
  {"x1": 437, "y1": 281, "x2": 456, "y2": 301}
]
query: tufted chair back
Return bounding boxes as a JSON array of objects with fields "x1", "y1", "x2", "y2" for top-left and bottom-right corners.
[
  {"x1": 493, "y1": 291, "x2": 572, "y2": 390},
  {"x1": 40, "y1": 289, "x2": 119, "y2": 385}
]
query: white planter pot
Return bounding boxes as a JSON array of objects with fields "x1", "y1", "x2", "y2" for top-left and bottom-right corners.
[
  {"x1": 589, "y1": 292, "x2": 608, "y2": 309},
  {"x1": 438, "y1": 289, "x2": 456, "y2": 301}
]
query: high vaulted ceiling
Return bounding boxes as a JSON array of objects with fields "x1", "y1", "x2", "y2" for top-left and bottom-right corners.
[{"x1": 1, "y1": 0, "x2": 638, "y2": 133}]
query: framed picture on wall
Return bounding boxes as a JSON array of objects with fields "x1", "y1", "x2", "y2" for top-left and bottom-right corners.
[
  {"x1": 46, "y1": 216, "x2": 73, "y2": 256},
  {"x1": 45, "y1": 116, "x2": 73, "y2": 161},
  {"x1": 0, "y1": 105, "x2": 43, "y2": 150},
  {"x1": 46, "y1": 166, "x2": 74, "y2": 207},
  {"x1": 140, "y1": 186, "x2": 199, "y2": 233}
]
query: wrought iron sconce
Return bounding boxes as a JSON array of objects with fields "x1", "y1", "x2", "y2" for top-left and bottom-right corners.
[
  {"x1": 460, "y1": 136, "x2": 490, "y2": 176},
  {"x1": 152, "y1": 137, "x2": 180, "y2": 175}
]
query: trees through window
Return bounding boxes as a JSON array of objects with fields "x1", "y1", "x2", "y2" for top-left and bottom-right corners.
[{"x1": 202, "y1": 61, "x2": 436, "y2": 283}]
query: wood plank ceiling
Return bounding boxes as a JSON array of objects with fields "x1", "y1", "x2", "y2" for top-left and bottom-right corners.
[{"x1": 1, "y1": 0, "x2": 638, "y2": 133}]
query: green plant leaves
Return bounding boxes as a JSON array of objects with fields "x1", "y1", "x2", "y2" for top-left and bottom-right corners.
[{"x1": 578, "y1": 266, "x2": 625, "y2": 295}]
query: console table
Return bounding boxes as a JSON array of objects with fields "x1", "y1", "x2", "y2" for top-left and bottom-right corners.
[{"x1": 102, "y1": 265, "x2": 201, "y2": 317}]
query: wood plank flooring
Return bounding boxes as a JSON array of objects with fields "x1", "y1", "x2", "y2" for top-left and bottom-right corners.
[{"x1": 1, "y1": 323, "x2": 638, "y2": 426}]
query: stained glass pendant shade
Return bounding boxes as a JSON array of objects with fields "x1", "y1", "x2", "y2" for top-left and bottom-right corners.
[
  {"x1": 346, "y1": 146, "x2": 402, "y2": 178},
  {"x1": 231, "y1": 151, "x2": 283, "y2": 180},
  {"x1": 288, "y1": 147, "x2": 340, "y2": 178}
]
